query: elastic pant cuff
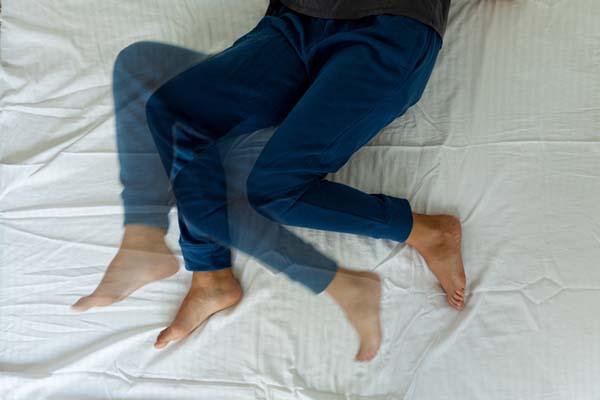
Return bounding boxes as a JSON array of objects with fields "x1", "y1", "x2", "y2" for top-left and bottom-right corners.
[
  {"x1": 281, "y1": 262, "x2": 338, "y2": 294},
  {"x1": 386, "y1": 196, "x2": 413, "y2": 242},
  {"x1": 179, "y1": 240, "x2": 232, "y2": 271},
  {"x1": 123, "y1": 211, "x2": 170, "y2": 232}
]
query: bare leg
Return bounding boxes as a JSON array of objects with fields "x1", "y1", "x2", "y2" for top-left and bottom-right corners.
[
  {"x1": 154, "y1": 268, "x2": 242, "y2": 349},
  {"x1": 406, "y1": 214, "x2": 466, "y2": 310},
  {"x1": 71, "y1": 225, "x2": 179, "y2": 312}
]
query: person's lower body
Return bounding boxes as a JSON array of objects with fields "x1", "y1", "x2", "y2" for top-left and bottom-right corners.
[
  {"x1": 149, "y1": 2, "x2": 445, "y2": 286},
  {"x1": 73, "y1": 19, "x2": 348, "y2": 352},
  {"x1": 73, "y1": 2, "x2": 466, "y2": 363}
]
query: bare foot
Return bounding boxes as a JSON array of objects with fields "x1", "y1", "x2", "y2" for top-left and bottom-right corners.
[
  {"x1": 154, "y1": 268, "x2": 242, "y2": 349},
  {"x1": 406, "y1": 214, "x2": 467, "y2": 310},
  {"x1": 71, "y1": 225, "x2": 179, "y2": 312},
  {"x1": 325, "y1": 267, "x2": 382, "y2": 362}
]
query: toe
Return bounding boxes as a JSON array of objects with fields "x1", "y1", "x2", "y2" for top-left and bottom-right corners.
[
  {"x1": 71, "y1": 296, "x2": 94, "y2": 312},
  {"x1": 453, "y1": 296, "x2": 465, "y2": 310},
  {"x1": 154, "y1": 328, "x2": 174, "y2": 349},
  {"x1": 354, "y1": 348, "x2": 370, "y2": 362},
  {"x1": 448, "y1": 296, "x2": 462, "y2": 309},
  {"x1": 71, "y1": 294, "x2": 115, "y2": 311},
  {"x1": 355, "y1": 342, "x2": 379, "y2": 362},
  {"x1": 154, "y1": 324, "x2": 190, "y2": 349}
]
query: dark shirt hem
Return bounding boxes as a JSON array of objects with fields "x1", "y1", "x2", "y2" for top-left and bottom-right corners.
[{"x1": 277, "y1": 0, "x2": 448, "y2": 39}]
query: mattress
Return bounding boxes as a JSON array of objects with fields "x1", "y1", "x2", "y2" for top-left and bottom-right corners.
[{"x1": 1, "y1": 0, "x2": 600, "y2": 399}]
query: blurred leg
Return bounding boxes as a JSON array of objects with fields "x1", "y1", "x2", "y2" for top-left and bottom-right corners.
[
  {"x1": 144, "y1": 14, "x2": 310, "y2": 274},
  {"x1": 71, "y1": 42, "x2": 209, "y2": 312},
  {"x1": 113, "y1": 40, "x2": 207, "y2": 231}
]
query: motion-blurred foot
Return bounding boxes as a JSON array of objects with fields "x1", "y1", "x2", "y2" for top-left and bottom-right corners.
[
  {"x1": 71, "y1": 225, "x2": 179, "y2": 312},
  {"x1": 325, "y1": 268, "x2": 382, "y2": 362},
  {"x1": 154, "y1": 268, "x2": 242, "y2": 349},
  {"x1": 406, "y1": 214, "x2": 467, "y2": 310}
]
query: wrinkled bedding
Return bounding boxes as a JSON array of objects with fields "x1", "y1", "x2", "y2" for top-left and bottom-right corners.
[{"x1": 1, "y1": 0, "x2": 600, "y2": 398}]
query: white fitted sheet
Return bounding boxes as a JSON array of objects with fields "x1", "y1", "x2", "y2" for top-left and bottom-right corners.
[{"x1": 1, "y1": 0, "x2": 600, "y2": 399}]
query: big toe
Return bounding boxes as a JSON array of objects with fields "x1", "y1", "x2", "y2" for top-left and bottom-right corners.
[
  {"x1": 154, "y1": 324, "x2": 191, "y2": 349},
  {"x1": 71, "y1": 293, "x2": 115, "y2": 312},
  {"x1": 355, "y1": 341, "x2": 380, "y2": 362},
  {"x1": 71, "y1": 296, "x2": 94, "y2": 312}
]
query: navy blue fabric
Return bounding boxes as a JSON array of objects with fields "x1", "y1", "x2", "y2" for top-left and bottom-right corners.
[{"x1": 113, "y1": 3, "x2": 442, "y2": 293}]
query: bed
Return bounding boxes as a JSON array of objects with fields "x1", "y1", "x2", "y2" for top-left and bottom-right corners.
[{"x1": 1, "y1": 0, "x2": 599, "y2": 398}]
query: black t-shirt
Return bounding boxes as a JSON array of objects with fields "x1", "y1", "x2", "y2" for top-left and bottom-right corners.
[{"x1": 267, "y1": 0, "x2": 451, "y2": 39}]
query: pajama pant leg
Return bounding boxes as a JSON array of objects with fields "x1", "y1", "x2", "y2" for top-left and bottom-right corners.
[
  {"x1": 245, "y1": 15, "x2": 443, "y2": 245},
  {"x1": 139, "y1": 6, "x2": 442, "y2": 293},
  {"x1": 144, "y1": 15, "x2": 317, "y2": 272}
]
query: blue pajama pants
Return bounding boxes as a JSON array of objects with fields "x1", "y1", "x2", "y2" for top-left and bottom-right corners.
[{"x1": 113, "y1": 2, "x2": 442, "y2": 294}]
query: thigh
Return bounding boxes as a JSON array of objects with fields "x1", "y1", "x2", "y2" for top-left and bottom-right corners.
[
  {"x1": 113, "y1": 40, "x2": 207, "y2": 91},
  {"x1": 150, "y1": 16, "x2": 310, "y2": 141},
  {"x1": 250, "y1": 16, "x2": 442, "y2": 191}
]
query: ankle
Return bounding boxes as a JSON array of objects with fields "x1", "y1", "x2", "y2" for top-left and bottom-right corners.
[
  {"x1": 405, "y1": 214, "x2": 460, "y2": 250},
  {"x1": 191, "y1": 269, "x2": 235, "y2": 286},
  {"x1": 123, "y1": 225, "x2": 167, "y2": 245},
  {"x1": 325, "y1": 267, "x2": 378, "y2": 298}
]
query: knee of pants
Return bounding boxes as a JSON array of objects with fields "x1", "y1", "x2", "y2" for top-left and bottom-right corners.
[
  {"x1": 246, "y1": 166, "x2": 301, "y2": 223},
  {"x1": 113, "y1": 40, "x2": 160, "y2": 81}
]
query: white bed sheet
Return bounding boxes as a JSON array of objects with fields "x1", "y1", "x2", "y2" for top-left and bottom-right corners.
[{"x1": 1, "y1": 0, "x2": 600, "y2": 399}]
